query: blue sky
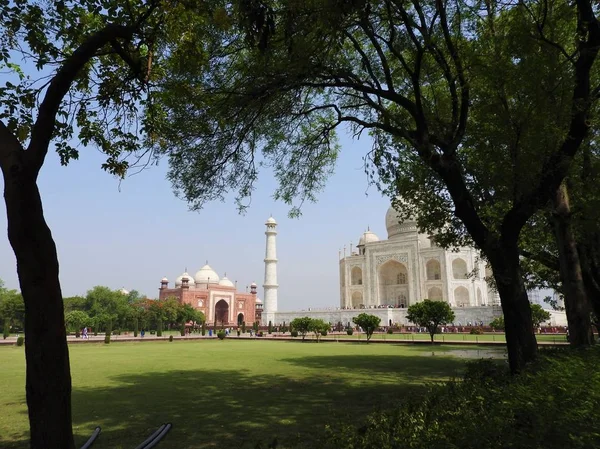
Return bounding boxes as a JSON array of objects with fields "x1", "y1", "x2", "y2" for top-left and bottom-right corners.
[{"x1": 0, "y1": 130, "x2": 393, "y2": 310}]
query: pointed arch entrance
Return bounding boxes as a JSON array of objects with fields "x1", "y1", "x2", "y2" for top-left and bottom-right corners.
[
  {"x1": 215, "y1": 299, "x2": 229, "y2": 325},
  {"x1": 237, "y1": 313, "x2": 244, "y2": 325},
  {"x1": 378, "y1": 260, "x2": 409, "y2": 306}
]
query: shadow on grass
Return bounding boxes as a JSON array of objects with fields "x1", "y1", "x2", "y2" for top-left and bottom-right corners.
[{"x1": 0, "y1": 355, "x2": 466, "y2": 449}]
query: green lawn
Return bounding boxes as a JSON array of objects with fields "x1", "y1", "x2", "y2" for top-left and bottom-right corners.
[
  {"x1": 321, "y1": 332, "x2": 568, "y2": 343},
  {"x1": 0, "y1": 340, "x2": 493, "y2": 449}
]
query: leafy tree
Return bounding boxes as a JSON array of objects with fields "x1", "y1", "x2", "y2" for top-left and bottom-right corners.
[
  {"x1": 3, "y1": 318, "x2": 10, "y2": 339},
  {"x1": 63, "y1": 311, "x2": 90, "y2": 333},
  {"x1": 201, "y1": 320, "x2": 206, "y2": 336},
  {"x1": 155, "y1": 0, "x2": 600, "y2": 373},
  {"x1": 407, "y1": 301, "x2": 456, "y2": 343},
  {"x1": 352, "y1": 313, "x2": 381, "y2": 342},
  {"x1": 268, "y1": 320, "x2": 273, "y2": 334},
  {"x1": 291, "y1": 317, "x2": 312, "y2": 341},
  {"x1": 490, "y1": 316, "x2": 505, "y2": 331},
  {"x1": 530, "y1": 304, "x2": 552, "y2": 328},
  {"x1": 62, "y1": 296, "x2": 86, "y2": 313},
  {"x1": 308, "y1": 319, "x2": 329, "y2": 342},
  {"x1": 0, "y1": 288, "x2": 25, "y2": 330},
  {"x1": 133, "y1": 316, "x2": 139, "y2": 338}
]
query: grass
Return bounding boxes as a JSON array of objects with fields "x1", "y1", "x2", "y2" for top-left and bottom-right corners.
[{"x1": 0, "y1": 340, "x2": 494, "y2": 449}]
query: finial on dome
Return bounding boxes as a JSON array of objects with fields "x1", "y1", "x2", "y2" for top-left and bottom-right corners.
[
  {"x1": 206, "y1": 260, "x2": 208, "y2": 265},
  {"x1": 224, "y1": 272, "x2": 227, "y2": 277},
  {"x1": 367, "y1": 225, "x2": 370, "y2": 231}
]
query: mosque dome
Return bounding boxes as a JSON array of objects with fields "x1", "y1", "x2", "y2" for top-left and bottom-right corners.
[
  {"x1": 358, "y1": 230, "x2": 380, "y2": 246},
  {"x1": 175, "y1": 272, "x2": 194, "y2": 287},
  {"x1": 194, "y1": 264, "x2": 220, "y2": 285},
  {"x1": 385, "y1": 203, "x2": 417, "y2": 239},
  {"x1": 218, "y1": 276, "x2": 235, "y2": 288},
  {"x1": 161, "y1": 277, "x2": 168, "y2": 283},
  {"x1": 266, "y1": 216, "x2": 277, "y2": 225},
  {"x1": 119, "y1": 287, "x2": 130, "y2": 295}
]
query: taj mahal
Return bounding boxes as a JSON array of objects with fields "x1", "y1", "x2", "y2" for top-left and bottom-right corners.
[{"x1": 157, "y1": 204, "x2": 567, "y2": 327}]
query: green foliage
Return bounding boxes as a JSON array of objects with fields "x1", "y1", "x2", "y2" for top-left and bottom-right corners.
[
  {"x1": 133, "y1": 317, "x2": 138, "y2": 337},
  {"x1": 407, "y1": 300, "x2": 455, "y2": 343},
  {"x1": 0, "y1": 287, "x2": 25, "y2": 331},
  {"x1": 324, "y1": 348, "x2": 600, "y2": 449},
  {"x1": 291, "y1": 317, "x2": 313, "y2": 341},
  {"x1": 157, "y1": 320, "x2": 163, "y2": 337},
  {"x1": 291, "y1": 330, "x2": 298, "y2": 337},
  {"x1": 531, "y1": 304, "x2": 552, "y2": 328},
  {"x1": 490, "y1": 316, "x2": 505, "y2": 331},
  {"x1": 470, "y1": 327, "x2": 484, "y2": 335},
  {"x1": 386, "y1": 328, "x2": 393, "y2": 334},
  {"x1": 16, "y1": 336, "x2": 24, "y2": 347},
  {"x1": 241, "y1": 321, "x2": 246, "y2": 333},
  {"x1": 201, "y1": 321, "x2": 206, "y2": 336},
  {"x1": 64, "y1": 310, "x2": 90, "y2": 332},
  {"x1": 352, "y1": 314, "x2": 381, "y2": 342},
  {"x1": 169, "y1": 335, "x2": 174, "y2": 342},
  {"x1": 346, "y1": 328, "x2": 353, "y2": 336},
  {"x1": 253, "y1": 321, "x2": 259, "y2": 332},
  {"x1": 180, "y1": 323, "x2": 185, "y2": 337},
  {"x1": 268, "y1": 320, "x2": 273, "y2": 334},
  {"x1": 309, "y1": 319, "x2": 329, "y2": 342},
  {"x1": 217, "y1": 330, "x2": 226, "y2": 340},
  {"x1": 104, "y1": 334, "x2": 110, "y2": 345},
  {"x1": 3, "y1": 318, "x2": 9, "y2": 339}
]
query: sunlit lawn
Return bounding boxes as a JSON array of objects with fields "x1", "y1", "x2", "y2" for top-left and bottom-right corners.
[{"x1": 0, "y1": 340, "x2": 496, "y2": 449}]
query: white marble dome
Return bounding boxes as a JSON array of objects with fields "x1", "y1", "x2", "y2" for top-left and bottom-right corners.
[
  {"x1": 358, "y1": 230, "x2": 380, "y2": 246},
  {"x1": 194, "y1": 264, "x2": 220, "y2": 285},
  {"x1": 161, "y1": 277, "x2": 168, "y2": 283},
  {"x1": 266, "y1": 216, "x2": 277, "y2": 225},
  {"x1": 255, "y1": 297, "x2": 262, "y2": 303},
  {"x1": 385, "y1": 204, "x2": 417, "y2": 239},
  {"x1": 175, "y1": 272, "x2": 194, "y2": 287},
  {"x1": 218, "y1": 276, "x2": 235, "y2": 288}
]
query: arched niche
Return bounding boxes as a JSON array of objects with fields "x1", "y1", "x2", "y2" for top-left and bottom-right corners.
[
  {"x1": 428, "y1": 286, "x2": 443, "y2": 301},
  {"x1": 452, "y1": 258, "x2": 468, "y2": 279},
  {"x1": 351, "y1": 266, "x2": 363, "y2": 285},
  {"x1": 426, "y1": 259, "x2": 441, "y2": 280},
  {"x1": 351, "y1": 291, "x2": 363, "y2": 308},
  {"x1": 454, "y1": 286, "x2": 470, "y2": 307}
]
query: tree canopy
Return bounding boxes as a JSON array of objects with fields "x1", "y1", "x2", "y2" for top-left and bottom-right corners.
[
  {"x1": 352, "y1": 313, "x2": 381, "y2": 342},
  {"x1": 407, "y1": 300, "x2": 455, "y2": 342}
]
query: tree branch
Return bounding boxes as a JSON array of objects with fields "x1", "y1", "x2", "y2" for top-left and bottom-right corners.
[
  {"x1": 26, "y1": 23, "x2": 139, "y2": 173},
  {"x1": 0, "y1": 120, "x2": 25, "y2": 168}
]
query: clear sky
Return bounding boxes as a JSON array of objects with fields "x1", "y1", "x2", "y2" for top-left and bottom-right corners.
[{"x1": 0, "y1": 130, "x2": 394, "y2": 311}]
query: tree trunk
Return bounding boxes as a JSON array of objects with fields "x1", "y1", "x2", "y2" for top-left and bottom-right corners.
[
  {"x1": 552, "y1": 181, "x2": 593, "y2": 347},
  {"x1": 2, "y1": 161, "x2": 74, "y2": 449},
  {"x1": 490, "y1": 244, "x2": 537, "y2": 374}
]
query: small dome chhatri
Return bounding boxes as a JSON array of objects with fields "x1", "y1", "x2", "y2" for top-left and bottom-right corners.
[
  {"x1": 358, "y1": 229, "x2": 380, "y2": 246},
  {"x1": 266, "y1": 216, "x2": 277, "y2": 225},
  {"x1": 175, "y1": 272, "x2": 194, "y2": 287},
  {"x1": 194, "y1": 264, "x2": 220, "y2": 285},
  {"x1": 218, "y1": 275, "x2": 235, "y2": 288}
]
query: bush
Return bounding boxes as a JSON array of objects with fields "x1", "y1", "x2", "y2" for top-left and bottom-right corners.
[
  {"x1": 387, "y1": 328, "x2": 394, "y2": 334},
  {"x1": 346, "y1": 329, "x2": 354, "y2": 335},
  {"x1": 321, "y1": 330, "x2": 328, "y2": 336},
  {"x1": 291, "y1": 330, "x2": 299, "y2": 337},
  {"x1": 180, "y1": 324, "x2": 185, "y2": 336},
  {"x1": 169, "y1": 335, "x2": 174, "y2": 342},
  {"x1": 75, "y1": 329, "x2": 80, "y2": 338},
  {"x1": 257, "y1": 331, "x2": 263, "y2": 337},
  {"x1": 16, "y1": 336, "x2": 24, "y2": 346},
  {"x1": 268, "y1": 320, "x2": 273, "y2": 334},
  {"x1": 470, "y1": 327, "x2": 484, "y2": 335},
  {"x1": 237, "y1": 329, "x2": 241, "y2": 336},
  {"x1": 104, "y1": 334, "x2": 110, "y2": 344},
  {"x1": 133, "y1": 317, "x2": 139, "y2": 337},
  {"x1": 3, "y1": 319, "x2": 10, "y2": 339},
  {"x1": 323, "y1": 348, "x2": 600, "y2": 449},
  {"x1": 217, "y1": 330, "x2": 226, "y2": 340},
  {"x1": 201, "y1": 321, "x2": 206, "y2": 336},
  {"x1": 157, "y1": 320, "x2": 163, "y2": 337},
  {"x1": 241, "y1": 321, "x2": 246, "y2": 333}
]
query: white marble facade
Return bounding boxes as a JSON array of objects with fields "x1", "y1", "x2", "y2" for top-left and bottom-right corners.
[{"x1": 339, "y1": 205, "x2": 500, "y2": 309}]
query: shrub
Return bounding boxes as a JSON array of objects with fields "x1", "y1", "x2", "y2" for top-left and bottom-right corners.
[
  {"x1": 323, "y1": 348, "x2": 600, "y2": 449},
  {"x1": 257, "y1": 331, "x2": 263, "y2": 337},
  {"x1": 346, "y1": 329, "x2": 354, "y2": 335},
  {"x1": 470, "y1": 327, "x2": 484, "y2": 335},
  {"x1": 291, "y1": 330, "x2": 299, "y2": 337},
  {"x1": 241, "y1": 321, "x2": 246, "y2": 333},
  {"x1": 180, "y1": 324, "x2": 185, "y2": 336},
  {"x1": 157, "y1": 320, "x2": 163, "y2": 337},
  {"x1": 268, "y1": 320, "x2": 273, "y2": 334},
  {"x1": 16, "y1": 336, "x2": 24, "y2": 346},
  {"x1": 237, "y1": 329, "x2": 241, "y2": 336},
  {"x1": 201, "y1": 321, "x2": 206, "y2": 336},
  {"x1": 3, "y1": 319, "x2": 10, "y2": 339},
  {"x1": 104, "y1": 334, "x2": 110, "y2": 344},
  {"x1": 133, "y1": 317, "x2": 139, "y2": 337},
  {"x1": 387, "y1": 328, "x2": 394, "y2": 334},
  {"x1": 75, "y1": 329, "x2": 80, "y2": 338},
  {"x1": 217, "y1": 330, "x2": 226, "y2": 340},
  {"x1": 169, "y1": 335, "x2": 174, "y2": 342},
  {"x1": 321, "y1": 330, "x2": 328, "y2": 336}
]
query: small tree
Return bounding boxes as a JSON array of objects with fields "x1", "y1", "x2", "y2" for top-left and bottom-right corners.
[
  {"x1": 291, "y1": 317, "x2": 313, "y2": 341},
  {"x1": 201, "y1": 321, "x2": 206, "y2": 336},
  {"x1": 490, "y1": 316, "x2": 505, "y2": 331},
  {"x1": 157, "y1": 320, "x2": 163, "y2": 337},
  {"x1": 133, "y1": 316, "x2": 139, "y2": 337},
  {"x1": 180, "y1": 322, "x2": 186, "y2": 336},
  {"x1": 352, "y1": 314, "x2": 381, "y2": 342},
  {"x1": 253, "y1": 321, "x2": 259, "y2": 332},
  {"x1": 268, "y1": 320, "x2": 273, "y2": 334},
  {"x1": 407, "y1": 301, "x2": 455, "y2": 343},
  {"x1": 3, "y1": 318, "x2": 9, "y2": 339},
  {"x1": 241, "y1": 321, "x2": 246, "y2": 333},
  {"x1": 104, "y1": 318, "x2": 112, "y2": 345},
  {"x1": 309, "y1": 319, "x2": 329, "y2": 342},
  {"x1": 531, "y1": 304, "x2": 552, "y2": 328}
]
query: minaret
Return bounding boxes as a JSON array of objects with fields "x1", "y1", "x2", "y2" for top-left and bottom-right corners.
[{"x1": 263, "y1": 216, "x2": 278, "y2": 325}]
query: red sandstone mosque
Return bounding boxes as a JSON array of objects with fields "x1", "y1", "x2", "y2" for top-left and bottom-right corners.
[{"x1": 158, "y1": 264, "x2": 263, "y2": 326}]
